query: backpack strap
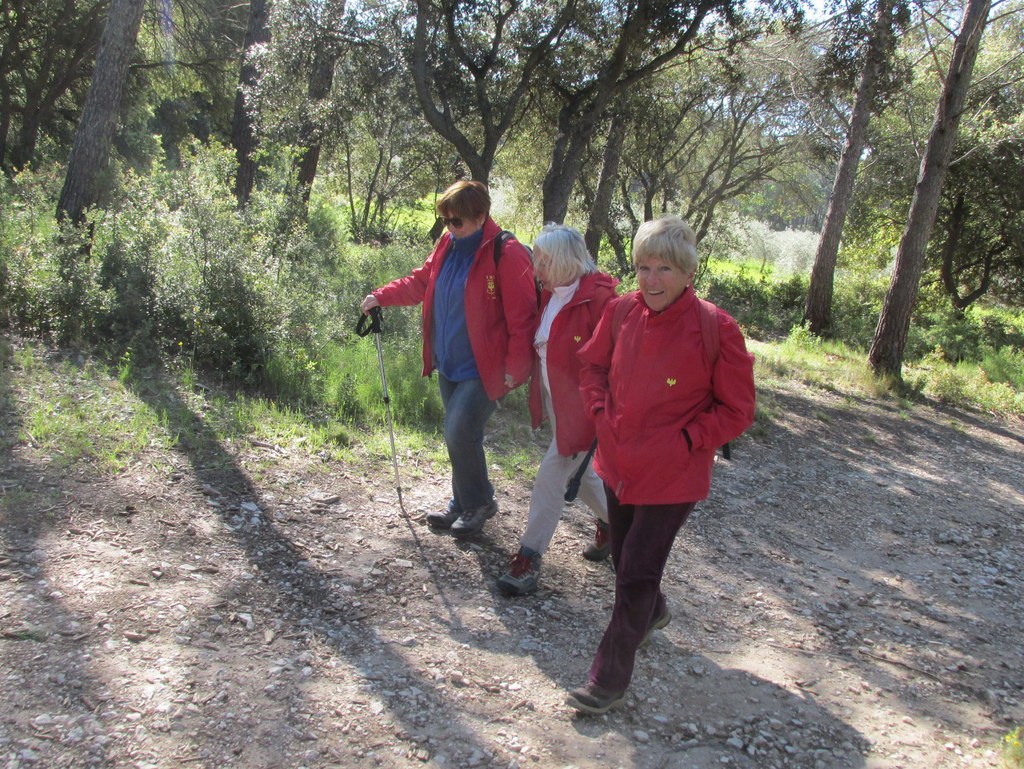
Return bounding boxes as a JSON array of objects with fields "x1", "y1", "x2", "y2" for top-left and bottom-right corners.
[
  {"x1": 493, "y1": 230, "x2": 513, "y2": 268},
  {"x1": 697, "y1": 298, "x2": 732, "y2": 460},
  {"x1": 610, "y1": 292, "x2": 640, "y2": 344},
  {"x1": 697, "y1": 298, "x2": 720, "y2": 368},
  {"x1": 493, "y1": 229, "x2": 541, "y2": 304}
]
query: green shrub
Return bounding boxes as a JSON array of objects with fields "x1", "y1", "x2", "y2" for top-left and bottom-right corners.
[
  {"x1": 828, "y1": 272, "x2": 887, "y2": 347},
  {"x1": 783, "y1": 322, "x2": 820, "y2": 350},
  {"x1": 981, "y1": 346, "x2": 1024, "y2": 390},
  {"x1": 322, "y1": 315, "x2": 443, "y2": 427},
  {"x1": 918, "y1": 349, "x2": 1024, "y2": 414},
  {"x1": 0, "y1": 168, "x2": 80, "y2": 335},
  {"x1": 6, "y1": 162, "x2": 1021, "y2": 429},
  {"x1": 704, "y1": 215, "x2": 818, "y2": 274},
  {"x1": 978, "y1": 308, "x2": 1024, "y2": 351},
  {"x1": 702, "y1": 268, "x2": 806, "y2": 339},
  {"x1": 908, "y1": 303, "x2": 990, "y2": 364}
]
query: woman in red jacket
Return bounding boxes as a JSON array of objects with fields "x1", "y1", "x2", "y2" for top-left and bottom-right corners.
[
  {"x1": 567, "y1": 215, "x2": 756, "y2": 714},
  {"x1": 360, "y1": 181, "x2": 537, "y2": 538},
  {"x1": 496, "y1": 224, "x2": 618, "y2": 596}
]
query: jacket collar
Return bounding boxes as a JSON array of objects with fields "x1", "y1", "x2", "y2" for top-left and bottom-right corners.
[
  {"x1": 479, "y1": 216, "x2": 501, "y2": 248},
  {"x1": 439, "y1": 216, "x2": 501, "y2": 255},
  {"x1": 641, "y1": 284, "x2": 696, "y2": 322},
  {"x1": 541, "y1": 271, "x2": 617, "y2": 308}
]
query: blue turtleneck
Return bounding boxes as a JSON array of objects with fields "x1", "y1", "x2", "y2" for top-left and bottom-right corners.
[{"x1": 433, "y1": 228, "x2": 484, "y2": 381}]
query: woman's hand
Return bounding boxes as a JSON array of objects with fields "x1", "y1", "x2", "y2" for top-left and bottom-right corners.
[
  {"x1": 361, "y1": 294, "x2": 380, "y2": 314},
  {"x1": 504, "y1": 374, "x2": 516, "y2": 389}
]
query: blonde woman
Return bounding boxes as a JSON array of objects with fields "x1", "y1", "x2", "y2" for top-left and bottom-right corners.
[{"x1": 567, "y1": 215, "x2": 755, "y2": 713}]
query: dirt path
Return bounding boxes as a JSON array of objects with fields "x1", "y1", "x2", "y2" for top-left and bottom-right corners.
[{"x1": 1, "y1": 344, "x2": 1023, "y2": 769}]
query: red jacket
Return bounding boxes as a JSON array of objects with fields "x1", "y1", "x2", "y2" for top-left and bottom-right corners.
[
  {"x1": 372, "y1": 218, "x2": 537, "y2": 401},
  {"x1": 578, "y1": 287, "x2": 755, "y2": 504},
  {"x1": 528, "y1": 272, "x2": 619, "y2": 455}
]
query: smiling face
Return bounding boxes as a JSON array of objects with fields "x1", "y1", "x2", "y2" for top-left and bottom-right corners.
[
  {"x1": 630, "y1": 216, "x2": 698, "y2": 312},
  {"x1": 636, "y1": 255, "x2": 693, "y2": 312}
]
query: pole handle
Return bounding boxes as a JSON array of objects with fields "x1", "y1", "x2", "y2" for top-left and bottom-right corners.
[{"x1": 356, "y1": 306, "x2": 383, "y2": 336}]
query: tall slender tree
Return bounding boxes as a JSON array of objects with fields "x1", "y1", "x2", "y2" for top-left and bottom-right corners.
[
  {"x1": 273, "y1": 0, "x2": 346, "y2": 208},
  {"x1": 589, "y1": 45, "x2": 801, "y2": 269},
  {"x1": 583, "y1": 109, "x2": 628, "y2": 258},
  {"x1": 804, "y1": 0, "x2": 904, "y2": 336},
  {"x1": 868, "y1": 0, "x2": 992, "y2": 380},
  {"x1": 230, "y1": 0, "x2": 270, "y2": 205},
  {"x1": 538, "y1": 0, "x2": 789, "y2": 224},
  {"x1": 56, "y1": 0, "x2": 146, "y2": 224}
]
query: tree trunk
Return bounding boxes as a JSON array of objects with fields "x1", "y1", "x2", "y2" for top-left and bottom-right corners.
[
  {"x1": 939, "y1": 194, "x2": 994, "y2": 310},
  {"x1": 584, "y1": 111, "x2": 628, "y2": 258},
  {"x1": 0, "y1": 95, "x2": 10, "y2": 174},
  {"x1": 56, "y1": 0, "x2": 145, "y2": 224},
  {"x1": 410, "y1": 0, "x2": 490, "y2": 186},
  {"x1": 4, "y1": 0, "x2": 104, "y2": 173},
  {"x1": 293, "y1": 50, "x2": 338, "y2": 208},
  {"x1": 868, "y1": 0, "x2": 990, "y2": 380},
  {"x1": 0, "y1": 0, "x2": 28, "y2": 173},
  {"x1": 11, "y1": 112, "x2": 41, "y2": 171},
  {"x1": 231, "y1": 0, "x2": 271, "y2": 206},
  {"x1": 542, "y1": 98, "x2": 604, "y2": 224},
  {"x1": 410, "y1": 0, "x2": 574, "y2": 190},
  {"x1": 805, "y1": 0, "x2": 898, "y2": 336}
]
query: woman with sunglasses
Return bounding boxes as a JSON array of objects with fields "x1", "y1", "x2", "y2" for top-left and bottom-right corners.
[{"x1": 361, "y1": 180, "x2": 537, "y2": 538}]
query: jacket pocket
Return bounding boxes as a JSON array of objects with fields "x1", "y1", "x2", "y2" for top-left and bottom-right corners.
[{"x1": 629, "y1": 427, "x2": 691, "y2": 487}]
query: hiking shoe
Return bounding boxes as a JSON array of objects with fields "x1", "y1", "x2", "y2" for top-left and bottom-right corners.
[
  {"x1": 450, "y1": 500, "x2": 498, "y2": 538},
  {"x1": 641, "y1": 606, "x2": 671, "y2": 645},
  {"x1": 497, "y1": 550, "x2": 541, "y2": 596},
  {"x1": 582, "y1": 521, "x2": 610, "y2": 561},
  {"x1": 426, "y1": 500, "x2": 461, "y2": 530},
  {"x1": 566, "y1": 683, "x2": 625, "y2": 715}
]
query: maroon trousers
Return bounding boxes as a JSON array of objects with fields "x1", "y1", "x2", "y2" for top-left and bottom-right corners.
[{"x1": 588, "y1": 486, "x2": 695, "y2": 693}]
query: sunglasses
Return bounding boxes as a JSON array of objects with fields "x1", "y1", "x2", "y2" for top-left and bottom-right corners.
[{"x1": 441, "y1": 216, "x2": 464, "y2": 228}]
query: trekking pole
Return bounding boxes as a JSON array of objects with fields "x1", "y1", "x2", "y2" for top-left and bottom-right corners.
[
  {"x1": 355, "y1": 307, "x2": 405, "y2": 513},
  {"x1": 564, "y1": 438, "x2": 598, "y2": 502}
]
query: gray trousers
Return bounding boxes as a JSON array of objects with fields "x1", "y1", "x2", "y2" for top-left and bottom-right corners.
[{"x1": 520, "y1": 388, "x2": 608, "y2": 556}]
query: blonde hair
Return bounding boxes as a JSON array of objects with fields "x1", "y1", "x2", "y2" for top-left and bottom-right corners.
[
  {"x1": 632, "y1": 215, "x2": 698, "y2": 274},
  {"x1": 532, "y1": 224, "x2": 596, "y2": 287}
]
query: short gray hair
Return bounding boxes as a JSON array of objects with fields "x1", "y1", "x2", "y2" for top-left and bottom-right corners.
[{"x1": 532, "y1": 224, "x2": 597, "y2": 287}]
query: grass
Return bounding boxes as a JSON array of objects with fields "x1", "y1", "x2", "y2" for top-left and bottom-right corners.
[
  {"x1": 750, "y1": 328, "x2": 887, "y2": 397},
  {"x1": 16, "y1": 356, "x2": 168, "y2": 472},
  {"x1": 751, "y1": 325, "x2": 1024, "y2": 418},
  {"x1": 1, "y1": 317, "x2": 1020, "y2": 492},
  {"x1": 4, "y1": 341, "x2": 361, "y2": 474},
  {"x1": 906, "y1": 354, "x2": 1024, "y2": 415}
]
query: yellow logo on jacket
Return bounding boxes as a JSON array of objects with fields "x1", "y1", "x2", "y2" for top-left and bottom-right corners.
[
  {"x1": 486, "y1": 275, "x2": 496, "y2": 298},
  {"x1": 574, "y1": 335, "x2": 582, "y2": 343},
  {"x1": 667, "y1": 378, "x2": 677, "y2": 387}
]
